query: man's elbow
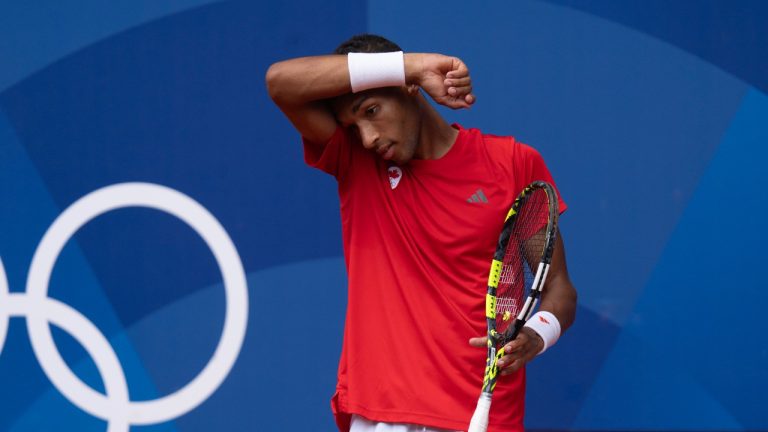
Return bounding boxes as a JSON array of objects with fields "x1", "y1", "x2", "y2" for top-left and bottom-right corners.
[{"x1": 265, "y1": 62, "x2": 287, "y2": 103}]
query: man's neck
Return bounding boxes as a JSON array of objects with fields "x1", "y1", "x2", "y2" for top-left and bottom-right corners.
[{"x1": 414, "y1": 97, "x2": 459, "y2": 160}]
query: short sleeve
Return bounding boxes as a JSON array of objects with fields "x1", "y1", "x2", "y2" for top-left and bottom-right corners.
[
  {"x1": 303, "y1": 126, "x2": 354, "y2": 179},
  {"x1": 516, "y1": 143, "x2": 568, "y2": 214}
]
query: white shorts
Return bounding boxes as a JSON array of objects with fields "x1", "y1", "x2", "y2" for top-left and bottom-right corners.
[{"x1": 350, "y1": 414, "x2": 461, "y2": 432}]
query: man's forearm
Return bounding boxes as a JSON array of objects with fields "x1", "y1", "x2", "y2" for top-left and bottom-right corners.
[{"x1": 266, "y1": 55, "x2": 351, "y2": 107}]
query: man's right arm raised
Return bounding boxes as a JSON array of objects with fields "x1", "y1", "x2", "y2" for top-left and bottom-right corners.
[
  {"x1": 265, "y1": 54, "x2": 476, "y2": 146},
  {"x1": 266, "y1": 55, "x2": 348, "y2": 145}
]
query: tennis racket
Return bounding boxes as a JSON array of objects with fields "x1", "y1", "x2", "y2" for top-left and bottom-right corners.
[{"x1": 467, "y1": 180, "x2": 559, "y2": 432}]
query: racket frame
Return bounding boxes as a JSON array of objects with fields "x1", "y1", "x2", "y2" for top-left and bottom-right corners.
[{"x1": 469, "y1": 181, "x2": 559, "y2": 432}]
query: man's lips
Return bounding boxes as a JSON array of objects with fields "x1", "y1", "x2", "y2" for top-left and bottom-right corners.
[{"x1": 377, "y1": 143, "x2": 395, "y2": 160}]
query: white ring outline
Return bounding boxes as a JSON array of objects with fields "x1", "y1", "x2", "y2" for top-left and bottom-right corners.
[
  {"x1": 20, "y1": 182, "x2": 248, "y2": 425},
  {"x1": 0, "y1": 257, "x2": 9, "y2": 357},
  {"x1": 7, "y1": 292, "x2": 131, "y2": 432}
]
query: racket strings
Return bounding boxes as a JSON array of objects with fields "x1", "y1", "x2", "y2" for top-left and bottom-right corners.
[{"x1": 495, "y1": 189, "x2": 550, "y2": 333}]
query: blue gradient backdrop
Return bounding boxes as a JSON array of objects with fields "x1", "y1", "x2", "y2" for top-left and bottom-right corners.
[{"x1": 0, "y1": 1, "x2": 765, "y2": 430}]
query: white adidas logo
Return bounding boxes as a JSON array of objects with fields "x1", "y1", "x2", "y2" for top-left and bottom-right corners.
[{"x1": 467, "y1": 188, "x2": 488, "y2": 204}]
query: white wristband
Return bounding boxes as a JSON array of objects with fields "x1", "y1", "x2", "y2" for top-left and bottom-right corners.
[
  {"x1": 524, "y1": 311, "x2": 561, "y2": 355},
  {"x1": 347, "y1": 51, "x2": 406, "y2": 93}
]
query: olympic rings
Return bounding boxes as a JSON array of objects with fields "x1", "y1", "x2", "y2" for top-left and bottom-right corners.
[{"x1": 0, "y1": 183, "x2": 249, "y2": 431}]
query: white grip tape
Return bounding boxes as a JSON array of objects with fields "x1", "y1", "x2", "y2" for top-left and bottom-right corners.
[
  {"x1": 524, "y1": 311, "x2": 561, "y2": 355},
  {"x1": 347, "y1": 51, "x2": 406, "y2": 93},
  {"x1": 468, "y1": 393, "x2": 492, "y2": 432}
]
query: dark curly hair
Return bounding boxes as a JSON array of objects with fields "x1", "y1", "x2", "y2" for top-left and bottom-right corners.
[{"x1": 334, "y1": 34, "x2": 402, "y2": 54}]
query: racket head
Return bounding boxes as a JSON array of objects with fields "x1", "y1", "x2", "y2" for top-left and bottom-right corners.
[{"x1": 487, "y1": 181, "x2": 559, "y2": 342}]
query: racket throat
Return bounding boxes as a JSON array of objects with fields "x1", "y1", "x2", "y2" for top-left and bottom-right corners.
[{"x1": 481, "y1": 344, "x2": 507, "y2": 393}]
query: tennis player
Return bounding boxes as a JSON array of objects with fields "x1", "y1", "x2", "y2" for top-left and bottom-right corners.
[{"x1": 266, "y1": 34, "x2": 577, "y2": 432}]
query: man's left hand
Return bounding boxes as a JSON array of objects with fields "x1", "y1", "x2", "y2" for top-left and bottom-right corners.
[{"x1": 468, "y1": 327, "x2": 543, "y2": 375}]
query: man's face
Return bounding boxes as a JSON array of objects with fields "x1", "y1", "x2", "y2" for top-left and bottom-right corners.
[{"x1": 333, "y1": 87, "x2": 420, "y2": 165}]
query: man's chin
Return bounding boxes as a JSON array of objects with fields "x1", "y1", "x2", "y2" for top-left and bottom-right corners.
[{"x1": 388, "y1": 153, "x2": 410, "y2": 165}]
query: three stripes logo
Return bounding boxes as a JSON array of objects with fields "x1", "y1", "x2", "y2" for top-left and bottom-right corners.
[{"x1": 467, "y1": 188, "x2": 488, "y2": 204}]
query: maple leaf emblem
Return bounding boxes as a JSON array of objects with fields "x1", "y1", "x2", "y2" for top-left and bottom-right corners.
[{"x1": 387, "y1": 166, "x2": 403, "y2": 189}]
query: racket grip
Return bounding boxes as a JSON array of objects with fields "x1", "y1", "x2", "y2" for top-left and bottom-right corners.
[{"x1": 468, "y1": 393, "x2": 492, "y2": 432}]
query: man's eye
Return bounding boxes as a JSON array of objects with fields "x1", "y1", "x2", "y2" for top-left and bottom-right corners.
[{"x1": 366, "y1": 105, "x2": 379, "y2": 116}]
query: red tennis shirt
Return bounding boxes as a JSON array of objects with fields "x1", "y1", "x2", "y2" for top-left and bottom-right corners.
[{"x1": 303, "y1": 124, "x2": 566, "y2": 432}]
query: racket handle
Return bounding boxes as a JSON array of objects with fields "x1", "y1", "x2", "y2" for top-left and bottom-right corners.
[{"x1": 468, "y1": 392, "x2": 492, "y2": 432}]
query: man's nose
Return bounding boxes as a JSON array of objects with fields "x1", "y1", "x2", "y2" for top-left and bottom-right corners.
[{"x1": 359, "y1": 125, "x2": 379, "y2": 150}]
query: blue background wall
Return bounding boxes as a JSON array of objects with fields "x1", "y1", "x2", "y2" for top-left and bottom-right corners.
[{"x1": 1, "y1": 1, "x2": 766, "y2": 430}]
